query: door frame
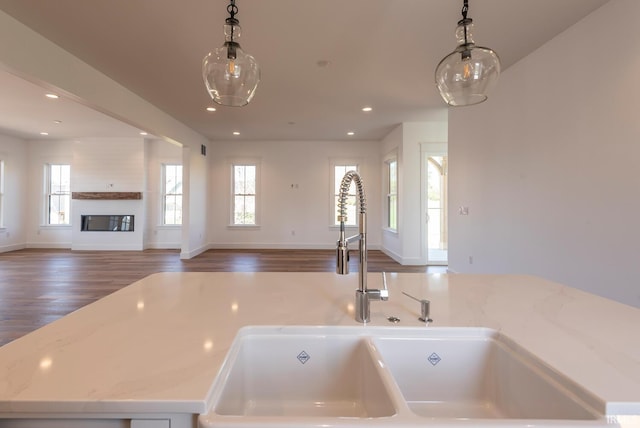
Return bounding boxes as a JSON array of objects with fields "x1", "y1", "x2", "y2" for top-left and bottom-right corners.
[{"x1": 420, "y1": 142, "x2": 448, "y2": 266}]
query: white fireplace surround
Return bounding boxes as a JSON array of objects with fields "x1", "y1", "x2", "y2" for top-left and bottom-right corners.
[{"x1": 71, "y1": 199, "x2": 144, "y2": 250}]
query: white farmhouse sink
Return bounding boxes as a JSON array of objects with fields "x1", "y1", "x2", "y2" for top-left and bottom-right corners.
[
  {"x1": 211, "y1": 329, "x2": 397, "y2": 418},
  {"x1": 201, "y1": 327, "x2": 609, "y2": 428},
  {"x1": 373, "y1": 332, "x2": 599, "y2": 420}
]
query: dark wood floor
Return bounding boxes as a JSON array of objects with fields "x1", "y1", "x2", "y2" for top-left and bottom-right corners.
[{"x1": 0, "y1": 249, "x2": 445, "y2": 346}]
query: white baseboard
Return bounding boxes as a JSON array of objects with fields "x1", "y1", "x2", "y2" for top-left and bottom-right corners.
[
  {"x1": 380, "y1": 247, "x2": 402, "y2": 264},
  {"x1": 380, "y1": 247, "x2": 425, "y2": 266},
  {"x1": 146, "y1": 242, "x2": 181, "y2": 250},
  {"x1": 0, "y1": 243, "x2": 26, "y2": 253},
  {"x1": 71, "y1": 244, "x2": 143, "y2": 251},
  {"x1": 26, "y1": 242, "x2": 72, "y2": 249},
  {"x1": 207, "y1": 242, "x2": 382, "y2": 251},
  {"x1": 180, "y1": 243, "x2": 209, "y2": 259},
  {"x1": 399, "y1": 257, "x2": 425, "y2": 266},
  {"x1": 181, "y1": 242, "x2": 385, "y2": 259}
]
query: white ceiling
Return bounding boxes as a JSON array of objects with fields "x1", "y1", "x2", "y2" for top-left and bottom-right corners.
[
  {"x1": 0, "y1": 0, "x2": 611, "y2": 142},
  {"x1": 0, "y1": 70, "x2": 147, "y2": 140}
]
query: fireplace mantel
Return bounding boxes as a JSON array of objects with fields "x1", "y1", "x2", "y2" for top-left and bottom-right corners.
[{"x1": 72, "y1": 192, "x2": 142, "y2": 200}]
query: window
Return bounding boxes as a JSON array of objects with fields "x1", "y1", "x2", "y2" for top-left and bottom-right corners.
[
  {"x1": 232, "y1": 163, "x2": 258, "y2": 225},
  {"x1": 45, "y1": 164, "x2": 71, "y2": 225},
  {"x1": 386, "y1": 158, "x2": 398, "y2": 231},
  {"x1": 332, "y1": 163, "x2": 358, "y2": 227},
  {"x1": 162, "y1": 164, "x2": 183, "y2": 225},
  {"x1": 0, "y1": 160, "x2": 4, "y2": 228}
]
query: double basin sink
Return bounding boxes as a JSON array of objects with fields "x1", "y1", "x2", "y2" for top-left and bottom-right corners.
[{"x1": 200, "y1": 326, "x2": 611, "y2": 427}]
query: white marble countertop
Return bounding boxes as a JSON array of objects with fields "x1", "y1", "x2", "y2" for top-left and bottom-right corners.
[{"x1": 0, "y1": 272, "x2": 639, "y2": 417}]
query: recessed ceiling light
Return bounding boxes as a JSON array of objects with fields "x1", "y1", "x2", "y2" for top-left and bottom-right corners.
[
  {"x1": 53, "y1": 120, "x2": 62, "y2": 124},
  {"x1": 347, "y1": 131, "x2": 355, "y2": 136},
  {"x1": 233, "y1": 131, "x2": 240, "y2": 136},
  {"x1": 40, "y1": 132, "x2": 49, "y2": 136},
  {"x1": 206, "y1": 107, "x2": 216, "y2": 112},
  {"x1": 139, "y1": 131, "x2": 148, "y2": 136},
  {"x1": 361, "y1": 106, "x2": 373, "y2": 112},
  {"x1": 45, "y1": 93, "x2": 59, "y2": 99}
]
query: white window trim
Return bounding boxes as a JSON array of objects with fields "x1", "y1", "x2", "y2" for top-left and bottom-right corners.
[
  {"x1": 227, "y1": 224, "x2": 261, "y2": 231},
  {"x1": 43, "y1": 163, "x2": 71, "y2": 226},
  {"x1": 0, "y1": 159, "x2": 4, "y2": 228},
  {"x1": 228, "y1": 157, "x2": 261, "y2": 228},
  {"x1": 156, "y1": 224, "x2": 181, "y2": 230},
  {"x1": 329, "y1": 158, "x2": 362, "y2": 229},
  {"x1": 384, "y1": 152, "x2": 398, "y2": 233},
  {"x1": 161, "y1": 163, "x2": 183, "y2": 226}
]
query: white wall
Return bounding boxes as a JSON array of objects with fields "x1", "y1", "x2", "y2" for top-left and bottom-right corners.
[
  {"x1": 380, "y1": 121, "x2": 447, "y2": 265},
  {"x1": 181, "y1": 144, "x2": 209, "y2": 258},
  {"x1": 380, "y1": 126, "x2": 403, "y2": 260},
  {"x1": 72, "y1": 138, "x2": 144, "y2": 192},
  {"x1": 0, "y1": 134, "x2": 28, "y2": 252},
  {"x1": 448, "y1": 0, "x2": 640, "y2": 307},
  {"x1": 145, "y1": 139, "x2": 182, "y2": 249},
  {"x1": 71, "y1": 138, "x2": 145, "y2": 250},
  {"x1": 209, "y1": 139, "x2": 381, "y2": 249},
  {"x1": 26, "y1": 140, "x2": 74, "y2": 248},
  {"x1": 26, "y1": 138, "x2": 151, "y2": 250},
  {"x1": 13, "y1": 135, "x2": 398, "y2": 253},
  {"x1": 402, "y1": 122, "x2": 447, "y2": 264}
]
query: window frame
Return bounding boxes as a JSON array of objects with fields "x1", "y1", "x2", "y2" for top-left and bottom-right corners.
[
  {"x1": 330, "y1": 159, "x2": 361, "y2": 228},
  {"x1": 229, "y1": 158, "x2": 261, "y2": 228},
  {"x1": 0, "y1": 160, "x2": 4, "y2": 228},
  {"x1": 385, "y1": 156, "x2": 398, "y2": 232},
  {"x1": 44, "y1": 163, "x2": 71, "y2": 226},
  {"x1": 161, "y1": 163, "x2": 183, "y2": 226}
]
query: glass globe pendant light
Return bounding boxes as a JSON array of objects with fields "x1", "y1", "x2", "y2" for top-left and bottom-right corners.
[
  {"x1": 202, "y1": 0, "x2": 260, "y2": 107},
  {"x1": 435, "y1": 0, "x2": 500, "y2": 106}
]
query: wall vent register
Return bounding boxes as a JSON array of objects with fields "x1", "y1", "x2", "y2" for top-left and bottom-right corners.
[{"x1": 81, "y1": 215, "x2": 134, "y2": 232}]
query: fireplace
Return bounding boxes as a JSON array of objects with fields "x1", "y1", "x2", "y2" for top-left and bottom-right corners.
[
  {"x1": 73, "y1": 198, "x2": 143, "y2": 250},
  {"x1": 81, "y1": 215, "x2": 134, "y2": 232}
]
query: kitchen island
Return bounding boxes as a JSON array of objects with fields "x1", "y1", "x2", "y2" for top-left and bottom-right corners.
[{"x1": 0, "y1": 272, "x2": 638, "y2": 427}]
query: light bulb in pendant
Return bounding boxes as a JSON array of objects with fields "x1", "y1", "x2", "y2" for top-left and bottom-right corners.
[
  {"x1": 225, "y1": 37, "x2": 238, "y2": 76},
  {"x1": 463, "y1": 62, "x2": 472, "y2": 80},
  {"x1": 460, "y1": 49, "x2": 474, "y2": 80}
]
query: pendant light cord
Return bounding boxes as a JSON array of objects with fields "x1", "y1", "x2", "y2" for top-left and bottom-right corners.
[
  {"x1": 226, "y1": 0, "x2": 238, "y2": 25},
  {"x1": 225, "y1": 0, "x2": 239, "y2": 59},
  {"x1": 226, "y1": 0, "x2": 239, "y2": 41},
  {"x1": 461, "y1": 0, "x2": 471, "y2": 47}
]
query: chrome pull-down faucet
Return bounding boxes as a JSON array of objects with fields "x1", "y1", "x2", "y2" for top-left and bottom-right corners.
[{"x1": 336, "y1": 171, "x2": 387, "y2": 323}]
